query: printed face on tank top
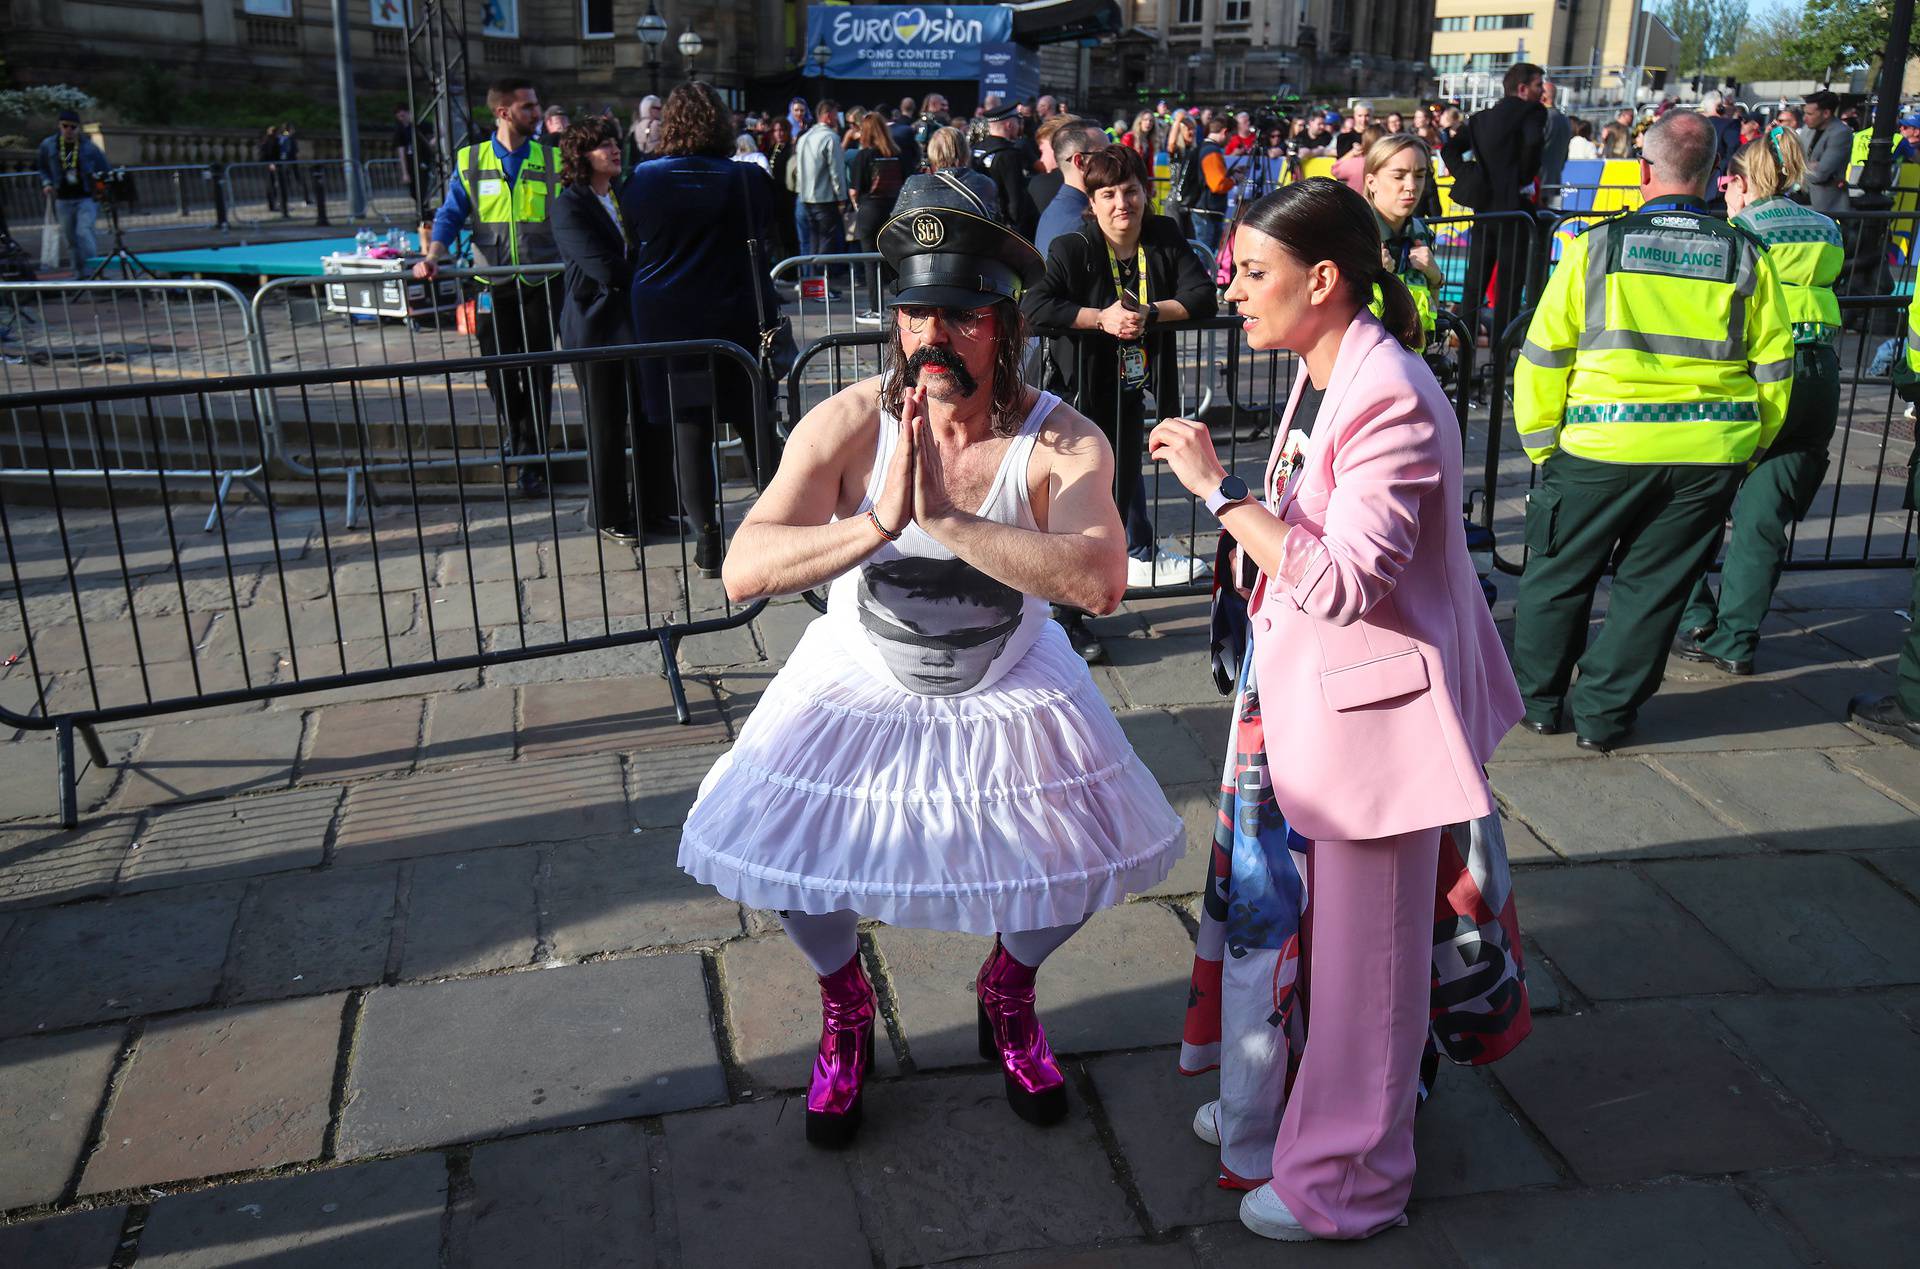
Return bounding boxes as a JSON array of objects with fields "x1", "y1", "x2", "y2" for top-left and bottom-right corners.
[{"x1": 854, "y1": 555, "x2": 1023, "y2": 696}]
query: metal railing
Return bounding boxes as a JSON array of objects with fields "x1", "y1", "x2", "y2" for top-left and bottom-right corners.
[
  {"x1": 0, "y1": 338, "x2": 775, "y2": 826},
  {"x1": 224, "y1": 160, "x2": 379, "y2": 229},
  {"x1": 769, "y1": 252, "x2": 887, "y2": 343}
]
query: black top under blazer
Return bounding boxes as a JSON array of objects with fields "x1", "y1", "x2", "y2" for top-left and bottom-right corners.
[
  {"x1": 1020, "y1": 214, "x2": 1217, "y2": 426},
  {"x1": 548, "y1": 181, "x2": 638, "y2": 351}
]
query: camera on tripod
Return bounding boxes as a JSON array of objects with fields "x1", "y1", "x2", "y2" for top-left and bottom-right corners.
[{"x1": 96, "y1": 167, "x2": 138, "y2": 206}]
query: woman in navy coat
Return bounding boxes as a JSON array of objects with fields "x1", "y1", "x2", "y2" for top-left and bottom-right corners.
[
  {"x1": 549, "y1": 116, "x2": 675, "y2": 540},
  {"x1": 621, "y1": 81, "x2": 781, "y2": 576}
]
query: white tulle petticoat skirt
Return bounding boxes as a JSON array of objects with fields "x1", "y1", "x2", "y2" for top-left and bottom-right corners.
[{"x1": 678, "y1": 618, "x2": 1186, "y2": 935}]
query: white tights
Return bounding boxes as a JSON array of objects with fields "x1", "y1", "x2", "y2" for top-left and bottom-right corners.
[{"x1": 778, "y1": 910, "x2": 1087, "y2": 976}]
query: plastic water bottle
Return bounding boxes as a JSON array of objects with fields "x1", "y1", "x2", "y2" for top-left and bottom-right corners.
[
  {"x1": 388, "y1": 227, "x2": 405, "y2": 253},
  {"x1": 353, "y1": 229, "x2": 370, "y2": 256}
]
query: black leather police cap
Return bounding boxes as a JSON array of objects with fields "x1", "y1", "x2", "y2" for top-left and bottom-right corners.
[{"x1": 877, "y1": 172, "x2": 1045, "y2": 309}]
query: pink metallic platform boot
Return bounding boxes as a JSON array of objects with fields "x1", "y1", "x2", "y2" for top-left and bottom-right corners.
[
  {"x1": 976, "y1": 938, "x2": 1069, "y2": 1125},
  {"x1": 805, "y1": 951, "x2": 877, "y2": 1148}
]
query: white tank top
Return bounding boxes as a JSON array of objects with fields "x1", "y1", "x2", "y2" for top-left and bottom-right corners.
[{"x1": 824, "y1": 388, "x2": 1058, "y2": 698}]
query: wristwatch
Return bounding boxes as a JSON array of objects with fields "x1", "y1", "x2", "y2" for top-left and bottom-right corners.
[{"x1": 1204, "y1": 474, "x2": 1250, "y2": 515}]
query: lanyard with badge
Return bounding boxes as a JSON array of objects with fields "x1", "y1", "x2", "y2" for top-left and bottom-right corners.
[{"x1": 1105, "y1": 240, "x2": 1150, "y2": 390}]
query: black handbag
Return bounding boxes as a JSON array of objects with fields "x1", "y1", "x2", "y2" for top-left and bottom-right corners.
[{"x1": 1445, "y1": 113, "x2": 1493, "y2": 211}]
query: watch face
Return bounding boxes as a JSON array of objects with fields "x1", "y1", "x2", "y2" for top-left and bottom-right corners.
[{"x1": 1220, "y1": 475, "x2": 1248, "y2": 502}]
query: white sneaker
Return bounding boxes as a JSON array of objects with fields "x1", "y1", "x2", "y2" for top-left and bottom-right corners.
[
  {"x1": 1192, "y1": 1100, "x2": 1220, "y2": 1146},
  {"x1": 854, "y1": 309, "x2": 884, "y2": 325},
  {"x1": 1239, "y1": 1184, "x2": 1314, "y2": 1242},
  {"x1": 1126, "y1": 546, "x2": 1211, "y2": 590}
]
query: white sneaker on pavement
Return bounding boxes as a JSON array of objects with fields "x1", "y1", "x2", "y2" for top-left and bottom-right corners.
[
  {"x1": 854, "y1": 310, "x2": 884, "y2": 325},
  {"x1": 1126, "y1": 546, "x2": 1211, "y2": 590},
  {"x1": 1192, "y1": 1100, "x2": 1220, "y2": 1146},
  {"x1": 1239, "y1": 1184, "x2": 1314, "y2": 1242}
]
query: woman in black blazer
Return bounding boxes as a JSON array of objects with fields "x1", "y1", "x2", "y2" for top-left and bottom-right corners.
[
  {"x1": 1021, "y1": 143, "x2": 1217, "y2": 655},
  {"x1": 549, "y1": 116, "x2": 673, "y2": 542}
]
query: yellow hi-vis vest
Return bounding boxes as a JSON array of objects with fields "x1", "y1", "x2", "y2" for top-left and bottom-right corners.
[
  {"x1": 1513, "y1": 200, "x2": 1793, "y2": 466},
  {"x1": 1367, "y1": 213, "x2": 1438, "y2": 344},
  {"x1": 458, "y1": 140, "x2": 561, "y2": 281},
  {"x1": 1906, "y1": 286, "x2": 1920, "y2": 375},
  {"x1": 1731, "y1": 197, "x2": 1842, "y2": 344}
]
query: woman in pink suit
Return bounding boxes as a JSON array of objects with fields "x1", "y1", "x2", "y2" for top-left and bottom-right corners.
[{"x1": 1149, "y1": 178, "x2": 1524, "y2": 1242}]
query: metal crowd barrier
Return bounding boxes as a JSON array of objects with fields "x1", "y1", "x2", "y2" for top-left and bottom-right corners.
[
  {"x1": 0, "y1": 279, "x2": 270, "y2": 528},
  {"x1": 770, "y1": 252, "x2": 886, "y2": 343},
  {"x1": 2, "y1": 166, "x2": 227, "y2": 258},
  {"x1": 225, "y1": 160, "x2": 376, "y2": 229},
  {"x1": 0, "y1": 338, "x2": 774, "y2": 826}
]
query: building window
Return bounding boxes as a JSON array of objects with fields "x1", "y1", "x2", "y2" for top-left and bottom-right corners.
[
  {"x1": 1177, "y1": 0, "x2": 1203, "y2": 24},
  {"x1": 581, "y1": 0, "x2": 612, "y2": 38},
  {"x1": 1222, "y1": 0, "x2": 1250, "y2": 20},
  {"x1": 243, "y1": 0, "x2": 293, "y2": 14},
  {"x1": 1435, "y1": 15, "x2": 1468, "y2": 30},
  {"x1": 1219, "y1": 58, "x2": 1244, "y2": 89},
  {"x1": 1329, "y1": 0, "x2": 1348, "y2": 34},
  {"x1": 1473, "y1": 13, "x2": 1532, "y2": 28},
  {"x1": 481, "y1": 0, "x2": 517, "y2": 39},
  {"x1": 1431, "y1": 53, "x2": 1466, "y2": 73}
]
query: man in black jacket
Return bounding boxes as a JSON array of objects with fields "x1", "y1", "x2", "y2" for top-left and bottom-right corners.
[
  {"x1": 973, "y1": 102, "x2": 1037, "y2": 238},
  {"x1": 1447, "y1": 61, "x2": 1545, "y2": 348}
]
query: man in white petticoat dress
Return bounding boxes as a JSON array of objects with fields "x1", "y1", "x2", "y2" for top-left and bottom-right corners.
[{"x1": 678, "y1": 173, "x2": 1185, "y2": 1147}]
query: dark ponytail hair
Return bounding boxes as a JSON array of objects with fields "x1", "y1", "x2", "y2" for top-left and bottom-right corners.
[{"x1": 1234, "y1": 177, "x2": 1423, "y2": 350}]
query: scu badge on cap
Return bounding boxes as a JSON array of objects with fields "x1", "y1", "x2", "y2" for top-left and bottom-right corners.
[{"x1": 912, "y1": 214, "x2": 945, "y2": 247}]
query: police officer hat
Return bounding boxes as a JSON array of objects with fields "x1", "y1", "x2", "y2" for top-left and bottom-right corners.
[
  {"x1": 877, "y1": 172, "x2": 1045, "y2": 309},
  {"x1": 979, "y1": 100, "x2": 1019, "y2": 122}
]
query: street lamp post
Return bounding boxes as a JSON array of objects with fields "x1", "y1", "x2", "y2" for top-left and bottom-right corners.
[
  {"x1": 677, "y1": 28, "x2": 704, "y2": 80},
  {"x1": 636, "y1": 3, "x2": 668, "y2": 98}
]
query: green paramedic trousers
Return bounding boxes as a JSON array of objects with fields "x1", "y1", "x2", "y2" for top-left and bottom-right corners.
[{"x1": 1513, "y1": 452, "x2": 1742, "y2": 744}]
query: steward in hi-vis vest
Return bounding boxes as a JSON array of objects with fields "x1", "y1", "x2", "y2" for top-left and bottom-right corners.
[
  {"x1": 1510, "y1": 111, "x2": 1793, "y2": 752},
  {"x1": 417, "y1": 76, "x2": 560, "y2": 497},
  {"x1": 1678, "y1": 127, "x2": 1845, "y2": 677},
  {"x1": 1858, "y1": 285, "x2": 1920, "y2": 747}
]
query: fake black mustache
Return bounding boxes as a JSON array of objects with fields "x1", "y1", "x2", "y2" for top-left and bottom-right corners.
[{"x1": 905, "y1": 346, "x2": 979, "y2": 397}]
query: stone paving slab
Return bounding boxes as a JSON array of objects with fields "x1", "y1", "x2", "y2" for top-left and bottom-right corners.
[
  {"x1": 1186, "y1": 1214, "x2": 1457, "y2": 1267},
  {"x1": 1106, "y1": 634, "x2": 1219, "y2": 709},
  {"x1": 1490, "y1": 759, "x2": 1743, "y2": 860},
  {"x1": 225, "y1": 867, "x2": 398, "y2": 1003},
  {"x1": 1430, "y1": 1181, "x2": 1805, "y2": 1268},
  {"x1": 121, "y1": 786, "x2": 343, "y2": 893},
  {"x1": 517, "y1": 675, "x2": 728, "y2": 760},
  {"x1": 0, "y1": 817, "x2": 137, "y2": 911},
  {"x1": 663, "y1": 1097, "x2": 872, "y2": 1269},
  {"x1": 297, "y1": 697, "x2": 424, "y2": 784},
  {"x1": 1834, "y1": 745, "x2": 1920, "y2": 812},
  {"x1": 1410, "y1": 1066, "x2": 1561, "y2": 1200},
  {"x1": 0, "y1": 887, "x2": 243, "y2": 1036},
  {"x1": 1491, "y1": 1005, "x2": 1828, "y2": 1184},
  {"x1": 844, "y1": 1072, "x2": 1140, "y2": 1266},
  {"x1": 398, "y1": 848, "x2": 540, "y2": 979},
  {"x1": 1142, "y1": 783, "x2": 1218, "y2": 899},
  {"x1": 1652, "y1": 751, "x2": 1917, "y2": 851},
  {"x1": 1117, "y1": 710, "x2": 1218, "y2": 787},
  {"x1": 1514, "y1": 865, "x2": 1762, "y2": 1000},
  {"x1": 626, "y1": 743, "x2": 728, "y2": 829},
  {"x1": 479, "y1": 628, "x2": 666, "y2": 689},
  {"x1": 719, "y1": 934, "x2": 899, "y2": 1094},
  {"x1": 1620, "y1": 675, "x2": 1869, "y2": 754},
  {"x1": 135, "y1": 1152, "x2": 448, "y2": 1268},
  {"x1": 82, "y1": 993, "x2": 343, "y2": 1194},
  {"x1": 113, "y1": 711, "x2": 306, "y2": 810},
  {"x1": 338, "y1": 956, "x2": 725, "y2": 1158},
  {"x1": 544, "y1": 832, "x2": 741, "y2": 959},
  {"x1": 0, "y1": 1027, "x2": 122, "y2": 1208},
  {"x1": 1083, "y1": 1049, "x2": 1234, "y2": 1232},
  {"x1": 418, "y1": 684, "x2": 517, "y2": 769},
  {"x1": 448, "y1": 1123, "x2": 655, "y2": 1269},
  {"x1": 876, "y1": 902, "x2": 1193, "y2": 1071},
  {"x1": 0, "y1": 1206, "x2": 126, "y2": 1268},
  {"x1": 1712, "y1": 995, "x2": 1920, "y2": 1156},
  {"x1": 1760, "y1": 1167, "x2": 1920, "y2": 1269},
  {"x1": 953, "y1": 1241, "x2": 1199, "y2": 1268},
  {"x1": 0, "y1": 728, "x2": 134, "y2": 823},
  {"x1": 332, "y1": 753, "x2": 631, "y2": 863},
  {"x1": 1645, "y1": 855, "x2": 1920, "y2": 989}
]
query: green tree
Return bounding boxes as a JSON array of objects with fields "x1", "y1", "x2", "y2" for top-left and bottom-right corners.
[
  {"x1": 1719, "y1": 6, "x2": 1809, "y2": 83},
  {"x1": 1790, "y1": 0, "x2": 1920, "y2": 78},
  {"x1": 1657, "y1": 0, "x2": 1751, "y2": 76}
]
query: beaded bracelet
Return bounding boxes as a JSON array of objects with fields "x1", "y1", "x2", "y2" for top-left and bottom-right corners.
[{"x1": 866, "y1": 508, "x2": 903, "y2": 542}]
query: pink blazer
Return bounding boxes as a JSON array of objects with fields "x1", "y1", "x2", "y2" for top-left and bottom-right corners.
[{"x1": 1248, "y1": 312, "x2": 1523, "y2": 841}]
